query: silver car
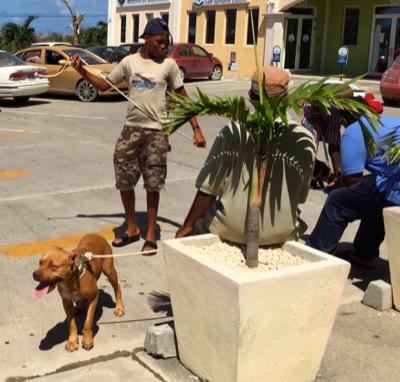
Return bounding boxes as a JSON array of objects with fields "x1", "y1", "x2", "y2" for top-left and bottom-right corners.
[{"x1": 0, "y1": 51, "x2": 49, "y2": 104}]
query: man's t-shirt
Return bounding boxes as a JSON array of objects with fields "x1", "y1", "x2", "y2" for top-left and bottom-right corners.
[
  {"x1": 196, "y1": 121, "x2": 316, "y2": 245},
  {"x1": 107, "y1": 53, "x2": 183, "y2": 130},
  {"x1": 341, "y1": 116, "x2": 400, "y2": 205}
]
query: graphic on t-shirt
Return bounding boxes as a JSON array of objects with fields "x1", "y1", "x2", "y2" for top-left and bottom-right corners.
[{"x1": 131, "y1": 71, "x2": 156, "y2": 89}]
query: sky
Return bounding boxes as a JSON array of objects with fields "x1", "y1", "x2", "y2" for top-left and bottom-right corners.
[{"x1": 0, "y1": 0, "x2": 108, "y2": 36}]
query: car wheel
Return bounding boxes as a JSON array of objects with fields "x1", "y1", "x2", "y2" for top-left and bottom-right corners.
[
  {"x1": 13, "y1": 96, "x2": 30, "y2": 104},
  {"x1": 77, "y1": 80, "x2": 98, "y2": 102},
  {"x1": 382, "y1": 97, "x2": 399, "y2": 107},
  {"x1": 179, "y1": 68, "x2": 185, "y2": 81},
  {"x1": 209, "y1": 65, "x2": 222, "y2": 81}
]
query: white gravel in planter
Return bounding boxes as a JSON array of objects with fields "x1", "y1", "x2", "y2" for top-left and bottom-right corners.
[{"x1": 190, "y1": 241, "x2": 310, "y2": 273}]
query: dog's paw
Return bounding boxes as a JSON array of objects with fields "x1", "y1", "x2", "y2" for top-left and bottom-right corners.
[
  {"x1": 65, "y1": 340, "x2": 79, "y2": 352},
  {"x1": 114, "y1": 305, "x2": 125, "y2": 317},
  {"x1": 82, "y1": 335, "x2": 94, "y2": 350}
]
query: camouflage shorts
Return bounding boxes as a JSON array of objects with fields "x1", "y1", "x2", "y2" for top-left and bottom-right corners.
[{"x1": 113, "y1": 125, "x2": 168, "y2": 191}]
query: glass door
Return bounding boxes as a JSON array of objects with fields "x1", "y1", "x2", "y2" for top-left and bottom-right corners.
[
  {"x1": 284, "y1": 19, "x2": 298, "y2": 69},
  {"x1": 284, "y1": 16, "x2": 314, "y2": 70},
  {"x1": 370, "y1": 7, "x2": 400, "y2": 74}
]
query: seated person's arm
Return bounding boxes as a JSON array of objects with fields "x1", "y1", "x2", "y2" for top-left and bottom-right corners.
[{"x1": 176, "y1": 191, "x2": 216, "y2": 238}]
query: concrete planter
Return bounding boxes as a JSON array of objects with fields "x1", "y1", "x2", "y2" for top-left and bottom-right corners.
[
  {"x1": 383, "y1": 206, "x2": 400, "y2": 311},
  {"x1": 163, "y1": 234, "x2": 350, "y2": 382}
]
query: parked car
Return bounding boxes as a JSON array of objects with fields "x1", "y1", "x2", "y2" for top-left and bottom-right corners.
[
  {"x1": 86, "y1": 46, "x2": 116, "y2": 62},
  {"x1": 380, "y1": 55, "x2": 400, "y2": 106},
  {"x1": 167, "y1": 43, "x2": 223, "y2": 81},
  {"x1": 15, "y1": 46, "x2": 127, "y2": 102},
  {"x1": 0, "y1": 50, "x2": 49, "y2": 104},
  {"x1": 109, "y1": 43, "x2": 143, "y2": 64}
]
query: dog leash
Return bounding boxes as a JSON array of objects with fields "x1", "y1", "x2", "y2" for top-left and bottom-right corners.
[
  {"x1": 83, "y1": 249, "x2": 161, "y2": 260},
  {"x1": 36, "y1": 57, "x2": 202, "y2": 148}
]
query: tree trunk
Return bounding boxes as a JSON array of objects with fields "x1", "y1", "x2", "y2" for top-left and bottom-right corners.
[
  {"x1": 246, "y1": 205, "x2": 259, "y2": 267},
  {"x1": 245, "y1": 155, "x2": 267, "y2": 267}
]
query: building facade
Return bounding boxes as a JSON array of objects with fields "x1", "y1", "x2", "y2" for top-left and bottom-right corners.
[{"x1": 108, "y1": 0, "x2": 400, "y2": 78}]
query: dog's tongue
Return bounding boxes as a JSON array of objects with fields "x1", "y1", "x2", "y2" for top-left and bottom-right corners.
[{"x1": 33, "y1": 282, "x2": 57, "y2": 298}]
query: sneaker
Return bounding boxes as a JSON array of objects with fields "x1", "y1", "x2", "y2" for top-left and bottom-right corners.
[{"x1": 349, "y1": 252, "x2": 376, "y2": 269}]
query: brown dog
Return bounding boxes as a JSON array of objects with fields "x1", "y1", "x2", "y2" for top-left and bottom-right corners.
[{"x1": 32, "y1": 234, "x2": 125, "y2": 352}]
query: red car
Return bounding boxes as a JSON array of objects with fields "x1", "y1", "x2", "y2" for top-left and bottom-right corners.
[
  {"x1": 167, "y1": 43, "x2": 223, "y2": 81},
  {"x1": 380, "y1": 55, "x2": 400, "y2": 106}
]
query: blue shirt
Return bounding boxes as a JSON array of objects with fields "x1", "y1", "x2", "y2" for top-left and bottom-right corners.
[{"x1": 341, "y1": 116, "x2": 400, "y2": 205}]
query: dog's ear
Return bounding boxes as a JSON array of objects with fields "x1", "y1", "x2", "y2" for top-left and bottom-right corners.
[{"x1": 68, "y1": 253, "x2": 80, "y2": 267}]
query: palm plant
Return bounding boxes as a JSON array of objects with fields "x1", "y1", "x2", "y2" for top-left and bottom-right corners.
[
  {"x1": 81, "y1": 21, "x2": 107, "y2": 46},
  {"x1": 164, "y1": 76, "x2": 383, "y2": 267},
  {"x1": 0, "y1": 15, "x2": 38, "y2": 52}
]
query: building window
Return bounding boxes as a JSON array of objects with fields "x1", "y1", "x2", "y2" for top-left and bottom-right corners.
[
  {"x1": 132, "y1": 14, "x2": 139, "y2": 42},
  {"x1": 247, "y1": 7, "x2": 259, "y2": 45},
  {"x1": 146, "y1": 13, "x2": 153, "y2": 22},
  {"x1": 161, "y1": 13, "x2": 169, "y2": 25},
  {"x1": 342, "y1": 7, "x2": 359, "y2": 45},
  {"x1": 225, "y1": 9, "x2": 237, "y2": 45},
  {"x1": 206, "y1": 10, "x2": 216, "y2": 44},
  {"x1": 120, "y1": 15, "x2": 126, "y2": 43},
  {"x1": 188, "y1": 12, "x2": 197, "y2": 43}
]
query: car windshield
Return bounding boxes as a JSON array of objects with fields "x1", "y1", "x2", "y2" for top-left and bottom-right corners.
[
  {"x1": 0, "y1": 51, "x2": 27, "y2": 67},
  {"x1": 114, "y1": 45, "x2": 133, "y2": 55},
  {"x1": 62, "y1": 49, "x2": 107, "y2": 64}
]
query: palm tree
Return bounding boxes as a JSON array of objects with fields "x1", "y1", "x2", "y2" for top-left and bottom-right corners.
[
  {"x1": 164, "y1": 76, "x2": 383, "y2": 268},
  {"x1": 81, "y1": 21, "x2": 107, "y2": 46},
  {"x1": 0, "y1": 15, "x2": 38, "y2": 52},
  {"x1": 59, "y1": 0, "x2": 85, "y2": 45}
]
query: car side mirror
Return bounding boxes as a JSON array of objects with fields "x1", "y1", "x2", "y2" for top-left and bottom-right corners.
[
  {"x1": 58, "y1": 59, "x2": 69, "y2": 66},
  {"x1": 208, "y1": 53, "x2": 213, "y2": 57}
]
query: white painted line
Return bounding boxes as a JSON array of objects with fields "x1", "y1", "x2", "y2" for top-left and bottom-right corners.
[
  {"x1": 0, "y1": 110, "x2": 104, "y2": 120},
  {"x1": 54, "y1": 114, "x2": 104, "y2": 119}
]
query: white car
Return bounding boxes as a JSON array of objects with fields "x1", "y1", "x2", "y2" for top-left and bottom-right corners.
[{"x1": 0, "y1": 50, "x2": 49, "y2": 104}]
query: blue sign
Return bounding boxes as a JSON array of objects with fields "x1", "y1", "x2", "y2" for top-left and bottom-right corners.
[
  {"x1": 337, "y1": 46, "x2": 349, "y2": 66},
  {"x1": 272, "y1": 45, "x2": 281, "y2": 63}
]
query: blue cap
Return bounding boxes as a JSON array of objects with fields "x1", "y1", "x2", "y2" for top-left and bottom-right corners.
[{"x1": 140, "y1": 18, "x2": 171, "y2": 38}]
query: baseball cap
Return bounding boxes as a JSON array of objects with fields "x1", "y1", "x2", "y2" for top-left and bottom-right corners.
[
  {"x1": 251, "y1": 67, "x2": 289, "y2": 97},
  {"x1": 364, "y1": 93, "x2": 384, "y2": 114},
  {"x1": 140, "y1": 18, "x2": 171, "y2": 38}
]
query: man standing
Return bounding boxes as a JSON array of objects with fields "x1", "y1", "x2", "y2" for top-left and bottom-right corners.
[{"x1": 71, "y1": 18, "x2": 206, "y2": 252}]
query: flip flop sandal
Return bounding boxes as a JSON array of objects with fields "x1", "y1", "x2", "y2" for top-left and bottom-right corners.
[
  {"x1": 141, "y1": 240, "x2": 158, "y2": 256},
  {"x1": 112, "y1": 232, "x2": 141, "y2": 248}
]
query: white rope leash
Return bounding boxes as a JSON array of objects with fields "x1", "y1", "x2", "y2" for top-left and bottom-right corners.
[
  {"x1": 36, "y1": 57, "x2": 199, "y2": 146},
  {"x1": 84, "y1": 248, "x2": 162, "y2": 260}
]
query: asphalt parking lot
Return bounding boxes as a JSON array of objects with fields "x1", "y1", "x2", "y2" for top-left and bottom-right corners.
[{"x1": 1, "y1": 77, "x2": 400, "y2": 382}]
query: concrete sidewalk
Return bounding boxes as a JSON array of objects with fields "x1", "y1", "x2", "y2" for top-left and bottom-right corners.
[
  {"x1": 3, "y1": 172, "x2": 399, "y2": 382},
  {"x1": 1, "y1": 74, "x2": 398, "y2": 382}
]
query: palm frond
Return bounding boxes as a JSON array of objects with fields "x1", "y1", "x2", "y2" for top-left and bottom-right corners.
[
  {"x1": 165, "y1": 75, "x2": 382, "y2": 156},
  {"x1": 379, "y1": 127, "x2": 400, "y2": 163}
]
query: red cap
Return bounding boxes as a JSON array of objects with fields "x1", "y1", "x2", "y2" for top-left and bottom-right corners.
[{"x1": 364, "y1": 93, "x2": 384, "y2": 114}]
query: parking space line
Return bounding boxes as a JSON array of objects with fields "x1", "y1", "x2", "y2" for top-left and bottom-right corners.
[
  {"x1": 1, "y1": 110, "x2": 104, "y2": 119},
  {"x1": 0, "y1": 226, "x2": 116, "y2": 259},
  {"x1": 0, "y1": 170, "x2": 34, "y2": 179},
  {"x1": 0, "y1": 130, "x2": 30, "y2": 139}
]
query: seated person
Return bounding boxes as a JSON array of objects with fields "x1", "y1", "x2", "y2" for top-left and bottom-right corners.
[
  {"x1": 307, "y1": 99, "x2": 399, "y2": 268},
  {"x1": 176, "y1": 67, "x2": 316, "y2": 245}
]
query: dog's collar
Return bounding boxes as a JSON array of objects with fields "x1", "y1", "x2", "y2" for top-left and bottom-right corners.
[{"x1": 69, "y1": 254, "x2": 88, "y2": 282}]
